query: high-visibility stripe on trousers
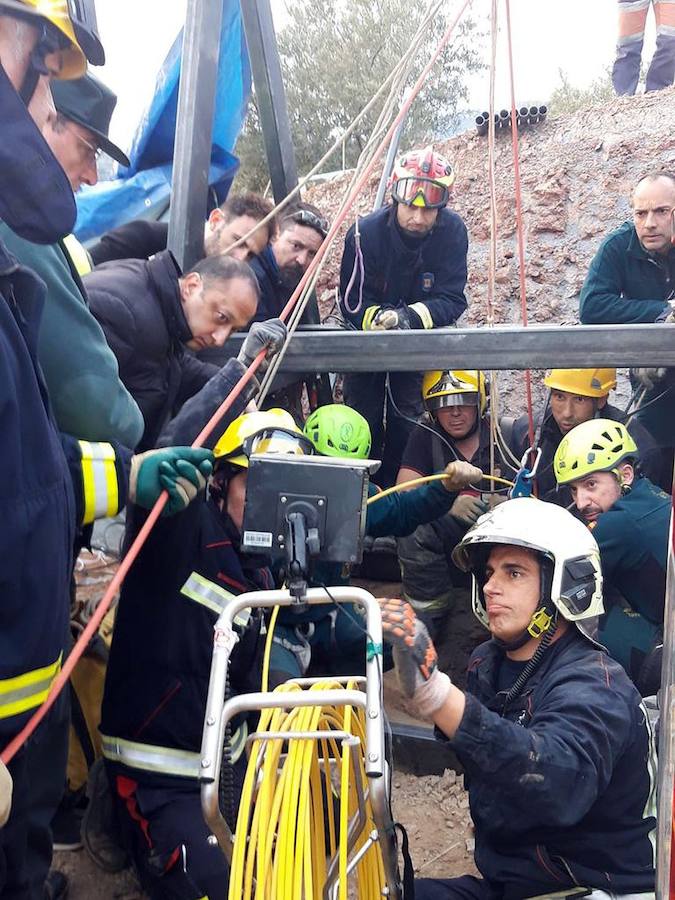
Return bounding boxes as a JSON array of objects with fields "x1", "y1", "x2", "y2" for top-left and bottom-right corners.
[
  {"x1": 0, "y1": 653, "x2": 62, "y2": 720},
  {"x1": 614, "y1": 0, "x2": 675, "y2": 94},
  {"x1": 100, "y1": 723, "x2": 248, "y2": 777}
]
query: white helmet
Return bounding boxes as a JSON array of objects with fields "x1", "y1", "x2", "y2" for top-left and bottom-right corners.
[{"x1": 452, "y1": 498, "x2": 604, "y2": 646}]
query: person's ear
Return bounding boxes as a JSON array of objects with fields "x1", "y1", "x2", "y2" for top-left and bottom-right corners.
[
  {"x1": 180, "y1": 272, "x2": 202, "y2": 301},
  {"x1": 207, "y1": 208, "x2": 225, "y2": 232},
  {"x1": 619, "y1": 462, "x2": 635, "y2": 487}
]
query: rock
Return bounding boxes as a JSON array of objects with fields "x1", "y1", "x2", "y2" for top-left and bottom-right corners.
[{"x1": 465, "y1": 838, "x2": 476, "y2": 852}]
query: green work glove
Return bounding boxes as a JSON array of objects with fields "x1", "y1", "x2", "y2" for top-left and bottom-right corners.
[
  {"x1": 449, "y1": 493, "x2": 488, "y2": 526},
  {"x1": 379, "y1": 598, "x2": 451, "y2": 720},
  {"x1": 129, "y1": 447, "x2": 214, "y2": 516}
]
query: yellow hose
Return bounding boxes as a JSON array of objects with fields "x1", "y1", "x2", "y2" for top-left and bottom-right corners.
[
  {"x1": 228, "y1": 680, "x2": 388, "y2": 899},
  {"x1": 367, "y1": 471, "x2": 515, "y2": 504}
]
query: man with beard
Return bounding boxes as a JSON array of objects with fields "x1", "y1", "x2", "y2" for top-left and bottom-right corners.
[
  {"x1": 339, "y1": 147, "x2": 468, "y2": 486},
  {"x1": 554, "y1": 418, "x2": 669, "y2": 693},
  {"x1": 248, "y1": 202, "x2": 328, "y2": 415}
]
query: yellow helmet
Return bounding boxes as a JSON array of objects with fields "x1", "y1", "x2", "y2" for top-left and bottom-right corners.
[
  {"x1": 213, "y1": 409, "x2": 313, "y2": 470},
  {"x1": 423, "y1": 370, "x2": 487, "y2": 415},
  {"x1": 544, "y1": 368, "x2": 617, "y2": 399},
  {"x1": 553, "y1": 419, "x2": 638, "y2": 486},
  {"x1": 0, "y1": 0, "x2": 104, "y2": 79}
]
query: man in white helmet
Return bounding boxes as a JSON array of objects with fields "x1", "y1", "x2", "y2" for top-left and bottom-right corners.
[{"x1": 381, "y1": 498, "x2": 656, "y2": 899}]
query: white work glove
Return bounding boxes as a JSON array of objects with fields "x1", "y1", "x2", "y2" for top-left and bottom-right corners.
[
  {"x1": 237, "y1": 318, "x2": 287, "y2": 372},
  {"x1": 0, "y1": 759, "x2": 12, "y2": 827},
  {"x1": 633, "y1": 367, "x2": 668, "y2": 391},
  {"x1": 441, "y1": 461, "x2": 482, "y2": 493},
  {"x1": 379, "y1": 598, "x2": 451, "y2": 720},
  {"x1": 449, "y1": 494, "x2": 488, "y2": 526},
  {"x1": 369, "y1": 306, "x2": 412, "y2": 331}
]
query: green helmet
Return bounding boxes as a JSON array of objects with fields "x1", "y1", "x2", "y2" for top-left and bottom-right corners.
[
  {"x1": 303, "y1": 404, "x2": 371, "y2": 459},
  {"x1": 554, "y1": 419, "x2": 638, "y2": 485}
]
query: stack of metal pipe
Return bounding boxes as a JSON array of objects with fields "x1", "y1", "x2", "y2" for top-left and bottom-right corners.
[{"x1": 475, "y1": 104, "x2": 547, "y2": 137}]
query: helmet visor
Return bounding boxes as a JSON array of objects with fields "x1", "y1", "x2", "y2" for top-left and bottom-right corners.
[
  {"x1": 392, "y1": 177, "x2": 448, "y2": 209},
  {"x1": 243, "y1": 428, "x2": 314, "y2": 460},
  {"x1": 428, "y1": 392, "x2": 480, "y2": 412}
]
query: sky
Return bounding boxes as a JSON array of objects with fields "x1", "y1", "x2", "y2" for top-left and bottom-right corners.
[{"x1": 94, "y1": 0, "x2": 656, "y2": 157}]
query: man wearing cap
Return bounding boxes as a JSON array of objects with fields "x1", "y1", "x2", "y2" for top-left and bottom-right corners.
[
  {"x1": 339, "y1": 146, "x2": 468, "y2": 487},
  {"x1": 0, "y1": 71, "x2": 144, "y2": 448},
  {"x1": 508, "y1": 368, "x2": 665, "y2": 503}
]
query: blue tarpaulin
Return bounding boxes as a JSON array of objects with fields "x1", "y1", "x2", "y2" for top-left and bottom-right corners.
[{"x1": 75, "y1": 0, "x2": 251, "y2": 242}]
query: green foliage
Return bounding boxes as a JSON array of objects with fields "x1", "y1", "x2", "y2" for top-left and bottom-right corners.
[
  {"x1": 548, "y1": 68, "x2": 615, "y2": 116},
  {"x1": 234, "y1": 0, "x2": 484, "y2": 192}
]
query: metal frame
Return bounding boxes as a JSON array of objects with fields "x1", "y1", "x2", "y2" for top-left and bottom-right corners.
[
  {"x1": 199, "y1": 586, "x2": 401, "y2": 898},
  {"x1": 199, "y1": 322, "x2": 675, "y2": 371},
  {"x1": 167, "y1": 0, "x2": 224, "y2": 271},
  {"x1": 240, "y1": 0, "x2": 298, "y2": 204}
]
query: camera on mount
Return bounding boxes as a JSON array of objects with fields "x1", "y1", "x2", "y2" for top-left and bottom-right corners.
[{"x1": 241, "y1": 454, "x2": 379, "y2": 599}]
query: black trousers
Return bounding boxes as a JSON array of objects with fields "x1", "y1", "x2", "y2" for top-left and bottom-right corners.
[
  {"x1": 343, "y1": 371, "x2": 423, "y2": 487},
  {"x1": 415, "y1": 874, "x2": 490, "y2": 899},
  {"x1": 0, "y1": 689, "x2": 69, "y2": 900}
]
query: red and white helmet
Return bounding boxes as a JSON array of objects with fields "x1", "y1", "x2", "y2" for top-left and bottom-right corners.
[{"x1": 390, "y1": 146, "x2": 455, "y2": 209}]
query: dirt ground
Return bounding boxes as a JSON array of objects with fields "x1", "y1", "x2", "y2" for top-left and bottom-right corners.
[
  {"x1": 53, "y1": 554, "x2": 477, "y2": 896},
  {"x1": 54, "y1": 768, "x2": 476, "y2": 897}
]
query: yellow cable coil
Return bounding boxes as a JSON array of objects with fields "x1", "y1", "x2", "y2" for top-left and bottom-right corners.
[{"x1": 229, "y1": 680, "x2": 387, "y2": 899}]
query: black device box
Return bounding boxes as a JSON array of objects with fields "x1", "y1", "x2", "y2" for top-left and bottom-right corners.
[{"x1": 241, "y1": 454, "x2": 377, "y2": 564}]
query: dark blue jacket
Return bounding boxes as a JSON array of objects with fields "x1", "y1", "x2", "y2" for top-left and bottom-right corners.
[
  {"x1": 591, "y1": 476, "x2": 669, "y2": 629},
  {"x1": 85, "y1": 251, "x2": 220, "y2": 451},
  {"x1": 249, "y1": 246, "x2": 286, "y2": 322},
  {"x1": 339, "y1": 205, "x2": 468, "y2": 330},
  {"x1": 579, "y1": 221, "x2": 675, "y2": 324},
  {"x1": 101, "y1": 365, "x2": 264, "y2": 786},
  {"x1": 449, "y1": 631, "x2": 656, "y2": 898}
]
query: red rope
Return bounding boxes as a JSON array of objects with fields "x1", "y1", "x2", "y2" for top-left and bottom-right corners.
[
  {"x1": 505, "y1": 0, "x2": 535, "y2": 451},
  {"x1": 0, "y1": 0, "x2": 473, "y2": 765}
]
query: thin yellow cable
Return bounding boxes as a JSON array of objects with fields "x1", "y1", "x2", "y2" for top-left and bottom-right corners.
[
  {"x1": 367, "y1": 472, "x2": 515, "y2": 505},
  {"x1": 261, "y1": 604, "x2": 279, "y2": 692}
]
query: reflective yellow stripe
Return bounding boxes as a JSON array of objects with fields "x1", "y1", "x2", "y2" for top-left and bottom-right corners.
[
  {"x1": 101, "y1": 723, "x2": 248, "y2": 775},
  {"x1": 180, "y1": 572, "x2": 250, "y2": 627},
  {"x1": 78, "y1": 441, "x2": 119, "y2": 524},
  {"x1": 0, "y1": 653, "x2": 62, "y2": 720},
  {"x1": 62, "y1": 233, "x2": 92, "y2": 276},
  {"x1": 409, "y1": 302, "x2": 434, "y2": 329},
  {"x1": 362, "y1": 305, "x2": 381, "y2": 331}
]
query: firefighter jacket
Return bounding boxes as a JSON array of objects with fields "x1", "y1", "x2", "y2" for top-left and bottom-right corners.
[
  {"x1": 101, "y1": 370, "x2": 267, "y2": 787},
  {"x1": 85, "y1": 250, "x2": 220, "y2": 451},
  {"x1": 0, "y1": 241, "x2": 130, "y2": 740},
  {"x1": 339, "y1": 205, "x2": 468, "y2": 331},
  {"x1": 447, "y1": 630, "x2": 656, "y2": 897},
  {"x1": 0, "y1": 224, "x2": 143, "y2": 448}
]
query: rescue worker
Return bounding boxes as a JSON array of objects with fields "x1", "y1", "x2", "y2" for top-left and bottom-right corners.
[
  {"x1": 0, "y1": 3, "x2": 106, "y2": 895},
  {"x1": 0, "y1": 71, "x2": 143, "y2": 449},
  {"x1": 508, "y1": 367, "x2": 665, "y2": 501},
  {"x1": 265, "y1": 404, "x2": 482, "y2": 686},
  {"x1": 100, "y1": 409, "x2": 313, "y2": 898},
  {"x1": 248, "y1": 201, "x2": 330, "y2": 417},
  {"x1": 554, "y1": 418, "x2": 669, "y2": 693},
  {"x1": 395, "y1": 371, "x2": 508, "y2": 682},
  {"x1": 382, "y1": 499, "x2": 656, "y2": 899},
  {"x1": 340, "y1": 146, "x2": 468, "y2": 487},
  {"x1": 579, "y1": 171, "x2": 675, "y2": 483},
  {"x1": 85, "y1": 248, "x2": 285, "y2": 450},
  {"x1": 88, "y1": 192, "x2": 276, "y2": 266}
]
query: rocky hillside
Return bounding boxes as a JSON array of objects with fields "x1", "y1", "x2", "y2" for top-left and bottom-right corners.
[{"x1": 305, "y1": 87, "x2": 675, "y2": 409}]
